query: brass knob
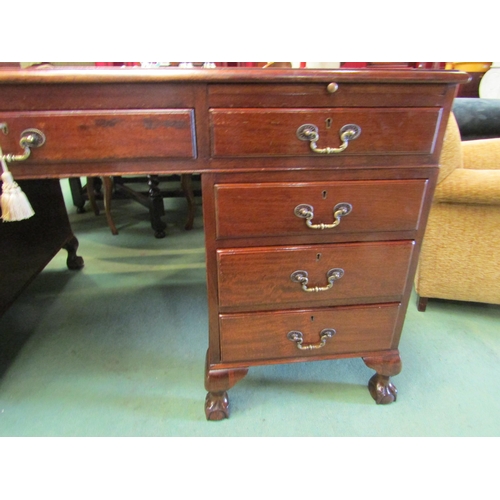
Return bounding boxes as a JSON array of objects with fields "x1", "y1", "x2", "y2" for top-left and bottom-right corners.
[{"x1": 327, "y1": 82, "x2": 339, "y2": 93}]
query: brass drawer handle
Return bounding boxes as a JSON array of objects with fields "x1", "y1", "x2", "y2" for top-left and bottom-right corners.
[
  {"x1": 294, "y1": 202, "x2": 352, "y2": 230},
  {"x1": 0, "y1": 128, "x2": 46, "y2": 162},
  {"x1": 296, "y1": 123, "x2": 361, "y2": 154},
  {"x1": 287, "y1": 328, "x2": 336, "y2": 350},
  {"x1": 290, "y1": 268, "x2": 344, "y2": 293}
]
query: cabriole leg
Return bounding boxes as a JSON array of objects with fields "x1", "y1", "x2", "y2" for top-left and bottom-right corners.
[{"x1": 63, "y1": 235, "x2": 84, "y2": 270}]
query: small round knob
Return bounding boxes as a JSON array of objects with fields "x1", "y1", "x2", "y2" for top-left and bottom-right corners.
[{"x1": 327, "y1": 82, "x2": 339, "y2": 93}]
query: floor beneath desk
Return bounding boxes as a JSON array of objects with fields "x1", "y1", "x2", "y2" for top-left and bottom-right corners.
[{"x1": 0, "y1": 179, "x2": 499, "y2": 438}]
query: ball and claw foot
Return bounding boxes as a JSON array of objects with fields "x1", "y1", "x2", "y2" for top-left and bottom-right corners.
[
  {"x1": 368, "y1": 374, "x2": 398, "y2": 405},
  {"x1": 205, "y1": 391, "x2": 229, "y2": 421}
]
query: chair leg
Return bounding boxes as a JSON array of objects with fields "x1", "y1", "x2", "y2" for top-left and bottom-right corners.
[
  {"x1": 86, "y1": 177, "x2": 100, "y2": 216},
  {"x1": 181, "y1": 174, "x2": 196, "y2": 230},
  {"x1": 103, "y1": 176, "x2": 118, "y2": 235},
  {"x1": 417, "y1": 295, "x2": 428, "y2": 312}
]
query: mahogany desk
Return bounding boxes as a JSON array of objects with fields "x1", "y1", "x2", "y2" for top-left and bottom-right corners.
[{"x1": 0, "y1": 68, "x2": 469, "y2": 419}]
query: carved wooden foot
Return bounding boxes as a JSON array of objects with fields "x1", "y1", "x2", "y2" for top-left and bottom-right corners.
[
  {"x1": 205, "y1": 391, "x2": 229, "y2": 421},
  {"x1": 368, "y1": 374, "x2": 398, "y2": 404},
  {"x1": 205, "y1": 352, "x2": 248, "y2": 420},
  {"x1": 63, "y1": 235, "x2": 84, "y2": 270},
  {"x1": 363, "y1": 351, "x2": 402, "y2": 405}
]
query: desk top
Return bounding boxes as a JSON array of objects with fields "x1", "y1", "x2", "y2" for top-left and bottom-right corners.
[{"x1": 0, "y1": 67, "x2": 470, "y2": 85}]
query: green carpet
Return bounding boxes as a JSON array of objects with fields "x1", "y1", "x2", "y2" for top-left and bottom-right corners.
[{"x1": 0, "y1": 180, "x2": 499, "y2": 437}]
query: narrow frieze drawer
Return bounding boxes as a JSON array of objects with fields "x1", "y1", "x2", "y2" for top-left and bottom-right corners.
[
  {"x1": 0, "y1": 109, "x2": 196, "y2": 162},
  {"x1": 208, "y1": 83, "x2": 448, "y2": 108}
]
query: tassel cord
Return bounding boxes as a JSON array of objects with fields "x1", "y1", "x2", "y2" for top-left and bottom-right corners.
[{"x1": 0, "y1": 143, "x2": 35, "y2": 222}]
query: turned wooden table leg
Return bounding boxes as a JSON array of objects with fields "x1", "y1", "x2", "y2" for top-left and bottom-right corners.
[
  {"x1": 205, "y1": 352, "x2": 248, "y2": 421},
  {"x1": 363, "y1": 352, "x2": 402, "y2": 405},
  {"x1": 147, "y1": 175, "x2": 167, "y2": 238}
]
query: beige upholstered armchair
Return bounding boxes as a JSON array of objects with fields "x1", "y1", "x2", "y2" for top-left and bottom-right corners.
[{"x1": 415, "y1": 113, "x2": 500, "y2": 311}]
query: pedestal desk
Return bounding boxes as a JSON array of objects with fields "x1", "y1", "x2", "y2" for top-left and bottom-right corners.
[{"x1": 0, "y1": 68, "x2": 469, "y2": 420}]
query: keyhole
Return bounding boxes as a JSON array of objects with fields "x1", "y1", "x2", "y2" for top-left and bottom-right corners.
[
  {"x1": 325, "y1": 118, "x2": 332, "y2": 129},
  {"x1": 322, "y1": 190, "x2": 328, "y2": 199},
  {"x1": 316, "y1": 253, "x2": 322, "y2": 261},
  {"x1": 310, "y1": 315, "x2": 315, "y2": 322}
]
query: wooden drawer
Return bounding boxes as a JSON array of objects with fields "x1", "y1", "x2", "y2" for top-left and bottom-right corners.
[
  {"x1": 208, "y1": 83, "x2": 448, "y2": 108},
  {"x1": 210, "y1": 108, "x2": 441, "y2": 157},
  {"x1": 220, "y1": 303, "x2": 400, "y2": 363},
  {"x1": 217, "y1": 241, "x2": 414, "y2": 311},
  {"x1": 0, "y1": 109, "x2": 196, "y2": 162},
  {"x1": 215, "y1": 179, "x2": 427, "y2": 239}
]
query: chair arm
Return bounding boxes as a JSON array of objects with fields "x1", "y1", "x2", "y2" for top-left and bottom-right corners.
[
  {"x1": 433, "y1": 168, "x2": 500, "y2": 205},
  {"x1": 462, "y1": 138, "x2": 500, "y2": 170}
]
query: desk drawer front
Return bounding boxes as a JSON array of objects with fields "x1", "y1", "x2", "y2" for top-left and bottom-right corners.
[
  {"x1": 215, "y1": 179, "x2": 427, "y2": 239},
  {"x1": 0, "y1": 109, "x2": 196, "y2": 161},
  {"x1": 220, "y1": 303, "x2": 400, "y2": 363},
  {"x1": 217, "y1": 241, "x2": 414, "y2": 311},
  {"x1": 208, "y1": 83, "x2": 447, "y2": 108},
  {"x1": 210, "y1": 108, "x2": 441, "y2": 157}
]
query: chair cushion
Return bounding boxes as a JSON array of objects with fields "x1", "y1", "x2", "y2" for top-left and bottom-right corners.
[
  {"x1": 462, "y1": 137, "x2": 500, "y2": 170},
  {"x1": 434, "y1": 168, "x2": 500, "y2": 205}
]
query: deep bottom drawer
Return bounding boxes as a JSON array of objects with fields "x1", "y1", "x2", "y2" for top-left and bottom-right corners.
[{"x1": 220, "y1": 303, "x2": 400, "y2": 363}]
